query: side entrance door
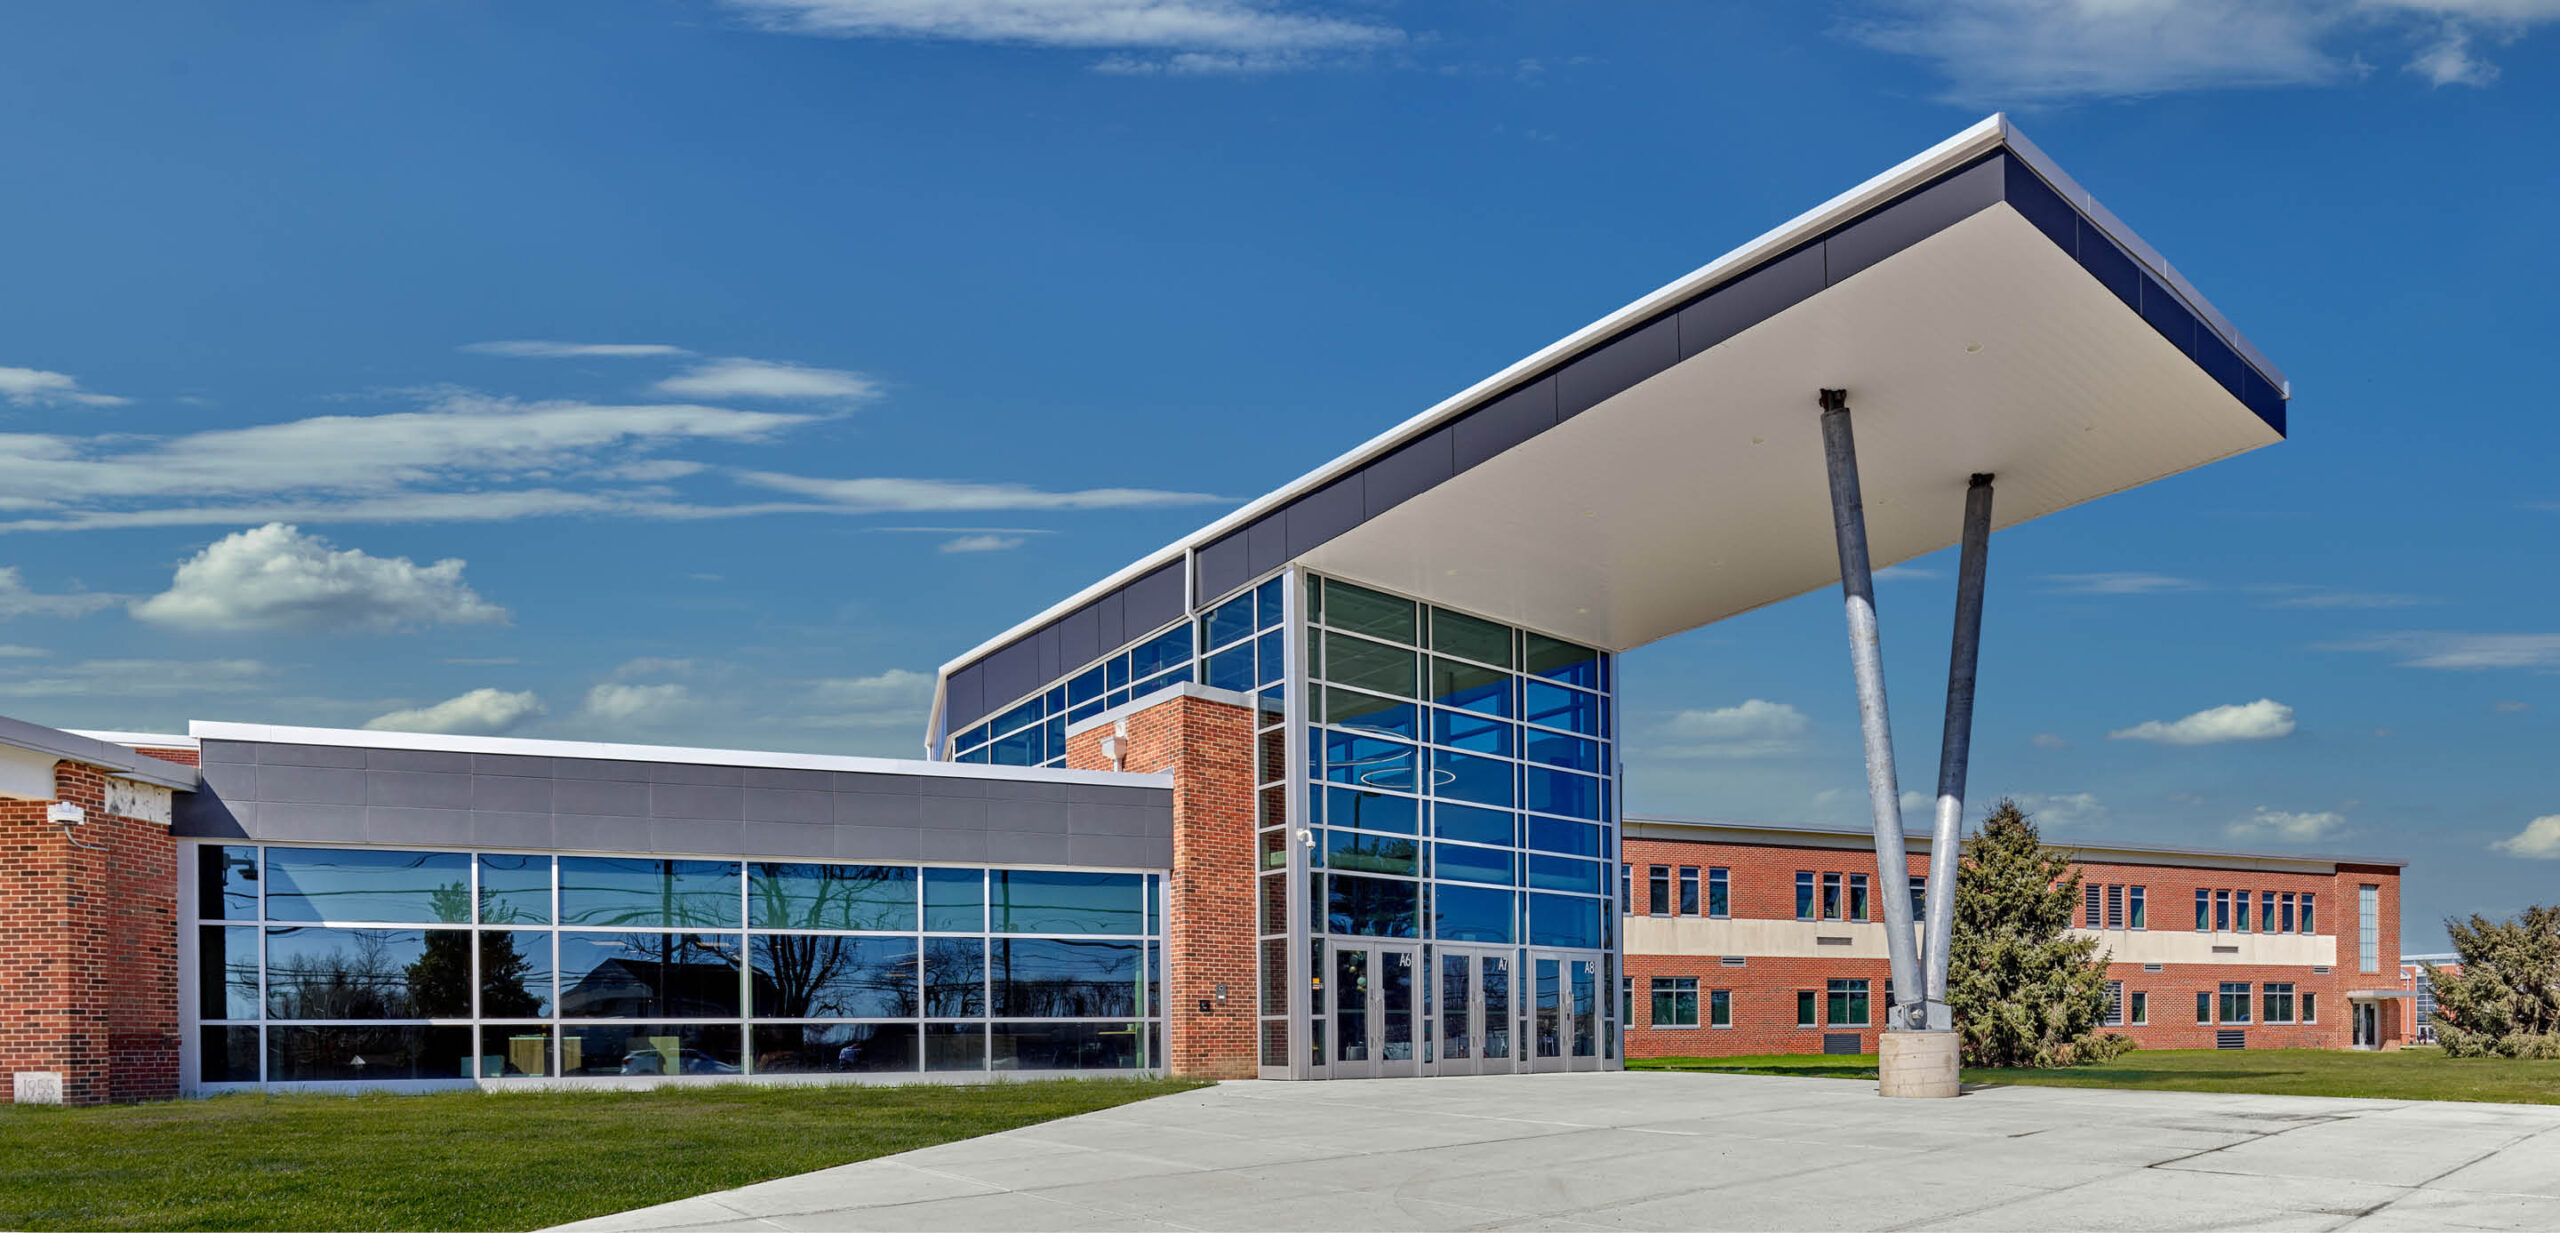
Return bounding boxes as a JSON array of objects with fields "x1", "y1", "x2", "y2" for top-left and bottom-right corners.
[
  {"x1": 1328, "y1": 942, "x2": 1420, "y2": 1078},
  {"x1": 1431, "y1": 947, "x2": 1515, "y2": 1076},
  {"x1": 1526, "y1": 950, "x2": 1604, "y2": 1074}
]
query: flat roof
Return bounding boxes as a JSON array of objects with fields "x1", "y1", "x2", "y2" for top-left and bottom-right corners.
[
  {"x1": 189, "y1": 721, "x2": 1169, "y2": 789},
  {"x1": 1625, "y1": 815, "x2": 2405, "y2": 874},
  {"x1": 933, "y1": 115, "x2": 2291, "y2": 742},
  {"x1": 0, "y1": 714, "x2": 199, "y2": 791}
]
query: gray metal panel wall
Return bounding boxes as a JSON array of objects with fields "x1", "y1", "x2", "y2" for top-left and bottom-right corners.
[{"x1": 175, "y1": 740, "x2": 1175, "y2": 870}]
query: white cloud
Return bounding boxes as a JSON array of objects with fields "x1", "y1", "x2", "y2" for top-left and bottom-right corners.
[
  {"x1": 1873, "y1": 565, "x2": 1940, "y2": 582},
  {"x1": 0, "y1": 644, "x2": 44, "y2": 658},
  {"x1": 2328, "y1": 632, "x2": 2560, "y2": 670},
  {"x1": 130, "y1": 523, "x2": 508, "y2": 633},
  {"x1": 939, "y1": 534, "x2": 1025, "y2": 553},
  {"x1": 462, "y1": 341, "x2": 690, "y2": 359},
  {"x1": 2108, "y1": 698, "x2": 2296, "y2": 745},
  {"x1": 801, "y1": 669, "x2": 936, "y2": 729},
  {"x1": 1842, "y1": 0, "x2": 2558, "y2": 102},
  {"x1": 366, "y1": 688, "x2": 546, "y2": 735},
  {"x1": 724, "y1": 0, "x2": 1405, "y2": 72},
  {"x1": 654, "y1": 358, "x2": 879, "y2": 402},
  {"x1": 1661, "y1": 700, "x2": 1810, "y2": 759},
  {"x1": 2491, "y1": 814, "x2": 2560, "y2": 859},
  {"x1": 2226, "y1": 806, "x2": 2346, "y2": 843},
  {"x1": 0, "y1": 364, "x2": 127, "y2": 407},
  {"x1": 2043, "y1": 572, "x2": 2202, "y2": 595},
  {"x1": 0, "y1": 567, "x2": 121, "y2": 619},
  {"x1": 2031, "y1": 732, "x2": 2071, "y2": 749},
  {"x1": 583, "y1": 681, "x2": 690, "y2": 725},
  {"x1": 2252, "y1": 584, "x2": 2435, "y2": 609},
  {"x1": 2001, "y1": 791, "x2": 2109, "y2": 830},
  {"x1": 736, "y1": 470, "x2": 1223, "y2": 511},
  {"x1": 2493, "y1": 699, "x2": 2532, "y2": 713},
  {"x1": 0, "y1": 657, "x2": 269, "y2": 699}
]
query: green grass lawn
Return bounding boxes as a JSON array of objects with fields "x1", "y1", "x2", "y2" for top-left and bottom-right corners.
[
  {"x1": 1632, "y1": 1046, "x2": 2560, "y2": 1106},
  {"x1": 0, "y1": 1077, "x2": 1203, "y2": 1233}
]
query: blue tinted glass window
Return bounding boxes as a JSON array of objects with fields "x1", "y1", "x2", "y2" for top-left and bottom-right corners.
[
  {"x1": 1106, "y1": 655, "x2": 1130, "y2": 691},
  {"x1": 1434, "y1": 883, "x2": 1515, "y2": 943},
  {"x1": 1522, "y1": 728, "x2": 1601, "y2": 772},
  {"x1": 1526, "y1": 768, "x2": 1604, "y2": 820},
  {"x1": 993, "y1": 938, "x2": 1143, "y2": 1018},
  {"x1": 1430, "y1": 608, "x2": 1513, "y2": 668},
  {"x1": 992, "y1": 696, "x2": 1043, "y2": 737},
  {"x1": 1527, "y1": 817, "x2": 1603, "y2": 858},
  {"x1": 1326, "y1": 829, "x2": 1419, "y2": 876},
  {"x1": 1138, "y1": 662, "x2": 1192, "y2": 693},
  {"x1": 1523, "y1": 680, "x2": 1603, "y2": 736},
  {"x1": 991, "y1": 870, "x2": 1145, "y2": 935},
  {"x1": 958, "y1": 746, "x2": 991, "y2": 764},
  {"x1": 750, "y1": 934, "x2": 919, "y2": 1018},
  {"x1": 1528, "y1": 893, "x2": 1603, "y2": 949},
  {"x1": 265, "y1": 848, "x2": 471, "y2": 924},
  {"x1": 263, "y1": 927, "x2": 471, "y2": 1019},
  {"x1": 1326, "y1": 787, "x2": 1418, "y2": 835},
  {"x1": 1324, "y1": 731, "x2": 1417, "y2": 792},
  {"x1": 1433, "y1": 749, "x2": 1515, "y2": 808},
  {"x1": 199, "y1": 846, "x2": 260, "y2": 921},
  {"x1": 1256, "y1": 630, "x2": 1283, "y2": 687},
  {"x1": 1325, "y1": 633, "x2": 1416, "y2": 697},
  {"x1": 1528, "y1": 854, "x2": 1605, "y2": 896},
  {"x1": 558, "y1": 858, "x2": 740, "y2": 928},
  {"x1": 1255, "y1": 577, "x2": 1282, "y2": 630},
  {"x1": 1435, "y1": 804, "x2": 1513, "y2": 847},
  {"x1": 199, "y1": 926, "x2": 260, "y2": 1019},
  {"x1": 1130, "y1": 624, "x2": 1192, "y2": 679},
  {"x1": 1204, "y1": 591, "x2": 1258, "y2": 650},
  {"x1": 923, "y1": 938, "x2": 985, "y2": 1016},
  {"x1": 990, "y1": 724, "x2": 1042, "y2": 766},
  {"x1": 1323, "y1": 581, "x2": 1416, "y2": 643},
  {"x1": 755, "y1": 1022, "x2": 917, "y2": 1075},
  {"x1": 1326, "y1": 688, "x2": 1416, "y2": 738},
  {"x1": 555, "y1": 932, "x2": 743, "y2": 1019},
  {"x1": 1523, "y1": 633, "x2": 1601, "y2": 688},
  {"x1": 1433, "y1": 709, "x2": 1515, "y2": 756},
  {"x1": 1042, "y1": 716, "x2": 1065, "y2": 760},
  {"x1": 1434, "y1": 843, "x2": 1513, "y2": 886},
  {"x1": 1067, "y1": 666, "x2": 1107, "y2": 705},
  {"x1": 478, "y1": 930, "x2": 551, "y2": 1018},
  {"x1": 1206, "y1": 644, "x2": 1255, "y2": 691},
  {"x1": 477, "y1": 854, "x2": 552, "y2": 925},
  {"x1": 1431, "y1": 657, "x2": 1513, "y2": 716},
  {"x1": 1068, "y1": 699, "x2": 1105, "y2": 724},
  {"x1": 1044, "y1": 684, "x2": 1066, "y2": 712},
  {"x1": 1325, "y1": 874, "x2": 1419, "y2": 938},
  {"x1": 923, "y1": 868, "x2": 986, "y2": 932},
  {"x1": 749, "y1": 863, "x2": 916, "y2": 931}
]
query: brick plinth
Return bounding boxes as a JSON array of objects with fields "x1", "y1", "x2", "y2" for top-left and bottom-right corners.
[
  {"x1": 1067, "y1": 694, "x2": 1259, "y2": 1079},
  {"x1": 0, "y1": 761, "x2": 180, "y2": 1105}
]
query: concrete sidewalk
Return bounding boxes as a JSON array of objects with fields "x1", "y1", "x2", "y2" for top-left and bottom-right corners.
[{"x1": 554, "y1": 1072, "x2": 2560, "y2": 1231}]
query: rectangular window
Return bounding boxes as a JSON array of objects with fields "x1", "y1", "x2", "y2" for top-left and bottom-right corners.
[
  {"x1": 1678, "y1": 867, "x2": 1700, "y2": 916},
  {"x1": 2302, "y1": 992, "x2": 2317, "y2": 1024},
  {"x1": 2195, "y1": 888, "x2": 2210, "y2": 932},
  {"x1": 2105, "y1": 884, "x2": 2123, "y2": 929},
  {"x1": 2084, "y1": 883, "x2": 2102, "y2": 929},
  {"x1": 1826, "y1": 978, "x2": 1871, "y2": 1026},
  {"x1": 1648, "y1": 866, "x2": 1670, "y2": 917},
  {"x1": 2129, "y1": 885, "x2": 2147, "y2": 930},
  {"x1": 1795, "y1": 872, "x2": 1816, "y2": 921},
  {"x1": 2104, "y1": 981, "x2": 2124, "y2": 1027},
  {"x1": 1620, "y1": 976, "x2": 1633, "y2": 1026},
  {"x1": 2219, "y1": 981, "x2": 2252, "y2": 1024},
  {"x1": 1620, "y1": 863, "x2": 1631, "y2": 911},
  {"x1": 2263, "y1": 982, "x2": 2296, "y2": 1024},
  {"x1": 1707, "y1": 868, "x2": 1730, "y2": 919},
  {"x1": 1909, "y1": 883, "x2": 1926, "y2": 924},
  {"x1": 2281, "y1": 892, "x2": 2296, "y2": 934},
  {"x1": 2196, "y1": 991, "x2": 2212, "y2": 1024},
  {"x1": 1710, "y1": 989, "x2": 1731, "y2": 1027},
  {"x1": 2301, "y1": 893, "x2": 2317, "y2": 935},
  {"x1": 2215, "y1": 889, "x2": 2231, "y2": 932},
  {"x1": 1651, "y1": 977, "x2": 1698, "y2": 1027},
  {"x1": 1846, "y1": 874, "x2": 1869, "y2": 922},
  {"x1": 1821, "y1": 873, "x2": 1842, "y2": 921},
  {"x1": 2359, "y1": 885, "x2": 2381, "y2": 971},
  {"x1": 1797, "y1": 990, "x2": 1818, "y2": 1027},
  {"x1": 2130, "y1": 990, "x2": 2149, "y2": 1025},
  {"x1": 2260, "y1": 892, "x2": 2278, "y2": 934},
  {"x1": 2236, "y1": 890, "x2": 2252, "y2": 933}
]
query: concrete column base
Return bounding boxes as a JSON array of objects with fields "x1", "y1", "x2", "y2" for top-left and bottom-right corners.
[{"x1": 1878, "y1": 1030, "x2": 1961, "y2": 1099}]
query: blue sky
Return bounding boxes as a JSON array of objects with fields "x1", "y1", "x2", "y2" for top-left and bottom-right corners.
[{"x1": 2, "y1": 1, "x2": 2555, "y2": 948}]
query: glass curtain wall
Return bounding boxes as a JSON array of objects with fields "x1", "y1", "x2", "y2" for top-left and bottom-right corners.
[
  {"x1": 190, "y1": 845, "x2": 1164, "y2": 1086},
  {"x1": 1296, "y1": 572, "x2": 1618, "y2": 1075}
]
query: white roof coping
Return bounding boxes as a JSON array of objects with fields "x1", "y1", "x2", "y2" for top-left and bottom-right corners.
[
  {"x1": 1624, "y1": 815, "x2": 2404, "y2": 871},
  {"x1": 188, "y1": 721, "x2": 1171, "y2": 789},
  {"x1": 66, "y1": 730, "x2": 198, "y2": 750}
]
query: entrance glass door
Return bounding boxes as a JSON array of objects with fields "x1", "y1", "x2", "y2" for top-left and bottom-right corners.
[
  {"x1": 1527, "y1": 950, "x2": 1603, "y2": 1073},
  {"x1": 1431, "y1": 948, "x2": 1515, "y2": 1077},
  {"x1": 2354, "y1": 1002, "x2": 2377, "y2": 1049},
  {"x1": 1328, "y1": 943, "x2": 1419, "y2": 1078}
]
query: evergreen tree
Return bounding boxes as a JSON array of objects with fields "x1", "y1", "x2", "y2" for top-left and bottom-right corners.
[
  {"x1": 1947, "y1": 799, "x2": 2130, "y2": 1067},
  {"x1": 2431, "y1": 905, "x2": 2560, "y2": 1059}
]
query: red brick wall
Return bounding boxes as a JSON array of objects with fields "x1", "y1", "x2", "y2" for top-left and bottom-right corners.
[
  {"x1": 1621, "y1": 834, "x2": 2400, "y2": 1058},
  {"x1": 0, "y1": 761, "x2": 180, "y2": 1104},
  {"x1": 1066, "y1": 694, "x2": 1259, "y2": 1079}
]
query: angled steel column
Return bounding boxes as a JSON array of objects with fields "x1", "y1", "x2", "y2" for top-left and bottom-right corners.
[
  {"x1": 1919, "y1": 473, "x2": 1995, "y2": 1032},
  {"x1": 1816, "y1": 389, "x2": 1922, "y2": 1026}
]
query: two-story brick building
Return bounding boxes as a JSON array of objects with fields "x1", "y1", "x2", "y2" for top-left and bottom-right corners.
[{"x1": 1621, "y1": 818, "x2": 2406, "y2": 1057}]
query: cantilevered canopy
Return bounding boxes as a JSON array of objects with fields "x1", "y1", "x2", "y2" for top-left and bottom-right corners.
[{"x1": 933, "y1": 116, "x2": 2288, "y2": 740}]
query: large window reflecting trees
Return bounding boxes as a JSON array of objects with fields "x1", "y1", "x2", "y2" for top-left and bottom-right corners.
[{"x1": 188, "y1": 846, "x2": 1163, "y2": 1087}]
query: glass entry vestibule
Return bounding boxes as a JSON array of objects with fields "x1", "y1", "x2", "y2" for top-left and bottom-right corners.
[{"x1": 1317, "y1": 941, "x2": 1603, "y2": 1079}]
